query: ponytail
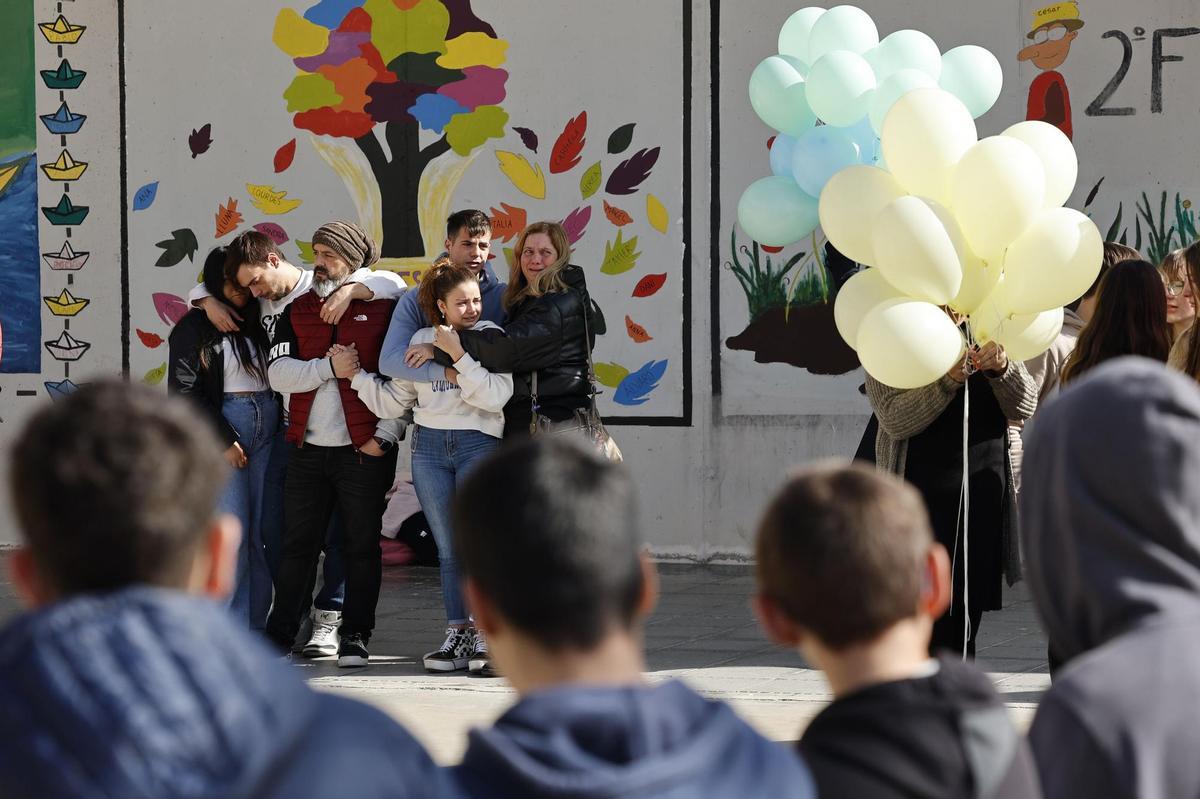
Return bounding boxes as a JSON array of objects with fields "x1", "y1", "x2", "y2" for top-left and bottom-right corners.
[{"x1": 417, "y1": 257, "x2": 477, "y2": 326}]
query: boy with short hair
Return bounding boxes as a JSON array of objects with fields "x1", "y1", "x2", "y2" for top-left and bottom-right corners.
[
  {"x1": 0, "y1": 380, "x2": 446, "y2": 798},
  {"x1": 451, "y1": 438, "x2": 815, "y2": 798},
  {"x1": 754, "y1": 461, "x2": 1041, "y2": 799}
]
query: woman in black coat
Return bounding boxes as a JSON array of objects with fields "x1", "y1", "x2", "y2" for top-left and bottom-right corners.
[{"x1": 429, "y1": 221, "x2": 603, "y2": 439}]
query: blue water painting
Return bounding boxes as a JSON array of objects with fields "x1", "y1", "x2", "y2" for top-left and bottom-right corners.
[{"x1": 0, "y1": 153, "x2": 41, "y2": 373}]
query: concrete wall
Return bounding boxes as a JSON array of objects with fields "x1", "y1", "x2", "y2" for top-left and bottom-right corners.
[{"x1": 1, "y1": 0, "x2": 1194, "y2": 556}]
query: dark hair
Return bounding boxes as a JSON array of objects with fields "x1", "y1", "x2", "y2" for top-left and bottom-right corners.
[
  {"x1": 10, "y1": 380, "x2": 228, "y2": 594},
  {"x1": 1069, "y1": 241, "x2": 1140, "y2": 312},
  {"x1": 202, "y1": 247, "x2": 269, "y2": 383},
  {"x1": 453, "y1": 438, "x2": 643, "y2": 650},
  {"x1": 1062, "y1": 259, "x2": 1172, "y2": 384},
  {"x1": 756, "y1": 462, "x2": 931, "y2": 650},
  {"x1": 417, "y1": 257, "x2": 477, "y2": 326},
  {"x1": 446, "y1": 209, "x2": 491, "y2": 242},
  {"x1": 1182, "y1": 241, "x2": 1200, "y2": 380},
  {"x1": 224, "y1": 230, "x2": 282, "y2": 280}
]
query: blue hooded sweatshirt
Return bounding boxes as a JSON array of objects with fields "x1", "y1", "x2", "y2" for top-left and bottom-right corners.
[
  {"x1": 453, "y1": 680, "x2": 815, "y2": 798},
  {"x1": 0, "y1": 588, "x2": 450, "y2": 799}
]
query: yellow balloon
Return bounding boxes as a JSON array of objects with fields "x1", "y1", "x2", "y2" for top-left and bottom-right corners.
[
  {"x1": 857, "y1": 300, "x2": 967, "y2": 389},
  {"x1": 995, "y1": 307, "x2": 1064, "y2": 361},
  {"x1": 818, "y1": 165, "x2": 905, "y2": 265},
  {"x1": 949, "y1": 136, "x2": 1045, "y2": 259},
  {"x1": 967, "y1": 281, "x2": 1010, "y2": 343},
  {"x1": 880, "y1": 88, "x2": 977, "y2": 205},
  {"x1": 1002, "y1": 120, "x2": 1078, "y2": 209},
  {"x1": 922, "y1": 200, "x2": 998, "y2": 314},
  {"x1": 833, "y1": 268, "x2": 905, "y2": 350},
  {"x1": 1003, "y1": 208, "x2": 1103, "y2": 314},
  {"x1": 872, "y1": 196, "x2": 963, "y2": 304}
]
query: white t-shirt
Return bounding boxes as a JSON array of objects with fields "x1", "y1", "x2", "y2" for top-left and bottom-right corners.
[{"x1": 221, "y1": 338, "x2": 269, "y2": 393}]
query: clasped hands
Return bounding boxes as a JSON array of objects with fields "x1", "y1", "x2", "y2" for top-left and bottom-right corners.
[{"x1": 947, "y1": 340, "x2": 1008, "y2": 384}]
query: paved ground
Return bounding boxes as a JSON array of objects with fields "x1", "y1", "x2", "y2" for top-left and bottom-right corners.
[{"x1": 0, "y1": 556, "x2": 1049, "y2": 765}]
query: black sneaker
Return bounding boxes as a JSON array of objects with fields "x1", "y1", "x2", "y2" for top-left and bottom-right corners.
[
  {"x1": 337, "y1": 633, "x2": 369, "y2": 668},
  {"x1": 468, "y1": 629, "x2": 498, "y2": 677},
  {"x1": 423, "y1": 627, "x2": 472, "y2": 672}
]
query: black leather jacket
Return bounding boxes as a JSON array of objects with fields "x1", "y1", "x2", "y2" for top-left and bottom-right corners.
[{"x1": 436, "y1": 265, "x2": 602, "y2": 433}]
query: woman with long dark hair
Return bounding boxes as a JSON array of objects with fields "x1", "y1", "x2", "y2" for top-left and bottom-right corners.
[
  {"x1": 420, "y1": 221, "x2": 602, "y2": 439},
  {"x1": 1062, "y1": 259, "x2": 1172, "y2": 385},
  {"x1": 1169, "y1": 242, "x2": 1200, "y2": 381},
  {"x1": 168, "y1": 246, "x2": 279, "y2": 630}
]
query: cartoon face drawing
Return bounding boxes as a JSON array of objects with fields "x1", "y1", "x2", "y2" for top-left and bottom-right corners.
[{"x1": 1018, "y1": 22, "x2": 1079, "y2": 70}]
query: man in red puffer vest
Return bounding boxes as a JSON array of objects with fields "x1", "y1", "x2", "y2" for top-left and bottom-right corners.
[{"x1": 266, "y1": 221, "x2": 400, "y2": 667}]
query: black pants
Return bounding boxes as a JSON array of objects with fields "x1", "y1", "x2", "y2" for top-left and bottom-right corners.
[{"x1": 266, "y1": 442, "x2": 397, "y2": 647}]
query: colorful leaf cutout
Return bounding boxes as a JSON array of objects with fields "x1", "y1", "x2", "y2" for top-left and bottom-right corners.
[
  {"x1": 633, "y1": 273, "x2": 667, "y2": 298},
  {"x1": 580, "y1": 161, "x2": 602, "y2": 200},
  {"x1": 603, "y1": 199, "x2": 633, "y2": 227},
  {"x1": 605, "y1": 147, "x2": 660, "y2": 195},
  {"x1": 274, "y1": 138, "x2": 297, "y2": 173},
  {"x1": 132, "y1": 181, "x2": 158, "y2": 211},
  {"x1": 135, "y1": 328, "x2": 164, "y2": 348},
  {"x1": 143, "y1": 362, "x2": 167, "y2": 386},
  {"x1": 625, "y1": 314, "x2": 653, "y2": 343},
  {"x1": 503, "y1": 246, "x2": 514, "y2": 266},
  {"x1": 296, "y1": 240, "x2": 315, "y2": 264},
  {"x1": 152, "y1": 292, "x2": 189, "y2": 326},
  {"x1": 489, "y1": 202, "x2": 527, "y2": 243},
  {"x1": 594, "y1": 361, "x2": 630, "y2": 388},
  {"x1": 154, "y1": 228, "x2": 198, "y2": 267},
  {"x1": 495, "y1": 151, "x2": 546, "y2": 199},
  {"x1": 215, "y1": 197, "x2": 243, "y2": 237},
  {"x1": 561, "y1": 206, "x2": 591, "y2": 246},
  {"x1": 253, "y1": 222, "x2": 289, "y2": 245},
  {"x1": 600, "y1": 230, "x2": 641, "y2": 275},
  {"x1": 607, "y1": 122, "x2": 635, "y2": 154},
  {"x1": 513, "y1": 126, "x2": 538, "y2": 153},
  {"x1": 550, "y1": 111, "x2": 586, "y2": 174},
  {"x1": 188, "y1": 123, "x2": 212, "y2": 158},
  {"x1": 614, "y1": 359, "x2": 668, "y2": 406},
  {"x1": 647, "y1": 193, "x2": 669, "y2": 233},
  {"x1": 246, "y1": 183, "x2": 302, "y2": 215}
]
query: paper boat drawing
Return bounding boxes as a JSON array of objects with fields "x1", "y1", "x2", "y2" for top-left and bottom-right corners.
[
  {"x1": 45, "y1": 330, "x2": 91, "y2": 361},
  {"x1": 41, "y1": 59, "x2": 86, "y2": 90},
  {"x1": 42, "y1": 193, "x2": 89, "y2": 226},
  {"x1": 44, "y1": 288, "x2": 90, "y2": 317},
  {"x1": 44, "y1": 379, "x2": 81, "y2": 402},
  {"x1": 0, "y1": 155, "x2": 30, "y2": 197},
  {"x1": 40, "y1": 149, "x2": 87, "y2": 181},
  {"x1": 43, "y1": 240, "x2": 90, "y2": 271},
  {"x1": 39, "y1": 16, "x2": 86, "y2": 45},
  {"x1": 40, "y1": 102, "x2": 86, "y2": 135}
]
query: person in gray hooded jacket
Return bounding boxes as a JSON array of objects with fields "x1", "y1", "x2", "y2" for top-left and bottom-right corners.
[{"x1": 1021, "y1": 356, "x2": 1200, "y2": 799}]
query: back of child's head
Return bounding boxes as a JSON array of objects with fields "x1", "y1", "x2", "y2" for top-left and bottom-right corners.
[
  {"x1": 453, "y1": 437, "x2": 643, "y2": 651},
  {"x1": 10, "y1": 379, "x2": 227, "y2": 596},
  {"x1": 756, "y1": 461, "x2": 932, "y2": 650}
]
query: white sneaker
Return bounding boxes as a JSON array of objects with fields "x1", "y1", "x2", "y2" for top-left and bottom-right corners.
[
  {"x1": 468, "y1": 628, "x2": 496, "y2": 676},
  {"x1": 302, "y1": 609, "x2": 341, "y2": 658}
]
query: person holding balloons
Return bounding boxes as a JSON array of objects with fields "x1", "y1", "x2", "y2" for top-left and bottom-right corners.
[{"x1": 866, "y1": 329, "x2": 1038, "y2": 657}]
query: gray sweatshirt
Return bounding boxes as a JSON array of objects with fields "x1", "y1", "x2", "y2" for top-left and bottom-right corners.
[{"x1": 1021, "y1": 356, "x2": 1200, "y2": 799}]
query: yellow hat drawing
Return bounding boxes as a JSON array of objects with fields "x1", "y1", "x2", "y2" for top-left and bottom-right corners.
[{"x1": 1028, "y1": 1, "x2": 1085, "y2": 38}]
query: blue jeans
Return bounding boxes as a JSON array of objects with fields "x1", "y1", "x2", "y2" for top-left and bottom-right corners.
[
  {"x1": 219, "y1": 392, "x2": 279, "y2": 630},
  {"x1": 411, "y1": 425, "x2": 501, "y2": 625},
  {"x1": 262, "y1": 428, "x2": 345, "y2": 611}
]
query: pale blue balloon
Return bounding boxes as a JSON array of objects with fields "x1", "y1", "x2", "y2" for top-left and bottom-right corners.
[
  {"x1": 867, "y1": 29, "x2": 942, "y2": 82},
  {"x1": 939, "y1": 45, "x2": 1003, "y2": 118},
  {"x1": 807, "y1": 5, "x2": 879, "y2": 61},
  {"x1": 842, "y1": 115, "x2": 878, "y2": 162},
  {"x1": 737, "y1": 176, "x2": 820, "y2": 246},
  {"x1": 868, "y1": 68, "x2": 936, "y2": 134},
  {"x1": 769, "y1": 134, "x2": 798, "y2": 176},
  {"x1": 792, "y1": 126, "x2": 860, "y2": 196},
  {"x1": 777, "y1": 7, "x2": 827, "y2": 65},
  {"x1": 749, "y1": 56, "x2": 818, "y2": 135},
  {"x1": 805, "y1": 50, "x2": 876, "y2": 127}
]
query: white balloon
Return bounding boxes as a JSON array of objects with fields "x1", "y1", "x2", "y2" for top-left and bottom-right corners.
[
  {"x1": 807, "y1": 5, "x2": 879, "y2": 60},
  {"x1": 881, "y1": 88, "x2": 977, "y2": 205},
  {"x1": 868, "y1": 68, "x2": 936, "y2": 135},
  {"x1": 778, "y1": 7, "x2": 827, "y2": 65},
  {"x1": 872, "y1": 196, "x2": 964, "y2": 304},
  {"x1": 949, "y1": 136, "x2": 1046, "y2": 259},
  {"x1": 818, "y1": 165, "x2": 906, "y2": 265},
  {"x1": 857, "y1": 300, "x2": 966, "y2": 389},
  {"x1": 1001, "y1": 120, "x2": 1079, "y2": 209},
  {"x1": 1004, "y1": 208, "x2": 1104, "y2": 314},
  {"x1": 833, "y1": 268, "x2": 905, "y2": 349}
]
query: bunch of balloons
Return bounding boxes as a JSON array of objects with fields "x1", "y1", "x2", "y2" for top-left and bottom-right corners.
[
  {"x1": 739, "y1": 4, "x2": 1003, "y2": 248},
  {"x1": 738, "y1": 5, "x2": 1103, "y2": 389}
]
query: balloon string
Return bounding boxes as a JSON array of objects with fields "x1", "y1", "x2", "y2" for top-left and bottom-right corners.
[{"x1": 959, "y1": 323, "x2": 975, "y2": 661}]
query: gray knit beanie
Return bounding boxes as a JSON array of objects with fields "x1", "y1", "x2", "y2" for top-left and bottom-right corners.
[{"x1": 311, "y1": 220, "x2": 380, "y2": 270}]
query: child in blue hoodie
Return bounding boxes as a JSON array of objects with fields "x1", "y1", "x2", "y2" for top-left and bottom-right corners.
[{"x1": 449, "y1": 437, "x2": 816, "y2": 799}]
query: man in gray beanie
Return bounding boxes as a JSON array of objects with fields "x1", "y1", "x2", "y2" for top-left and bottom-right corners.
[{"x1": 312, "y1": 220, "x2": 382, "y2": 291}]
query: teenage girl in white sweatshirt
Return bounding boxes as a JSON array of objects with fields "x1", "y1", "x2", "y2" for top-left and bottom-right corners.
[{"x1": 347, "y1": 258, "x2": 513, "y2": 675}]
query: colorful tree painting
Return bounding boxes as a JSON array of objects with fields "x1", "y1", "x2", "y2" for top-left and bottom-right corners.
[{"x1": 274, "y1": 0, "x2": 508, "y2": 258}]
